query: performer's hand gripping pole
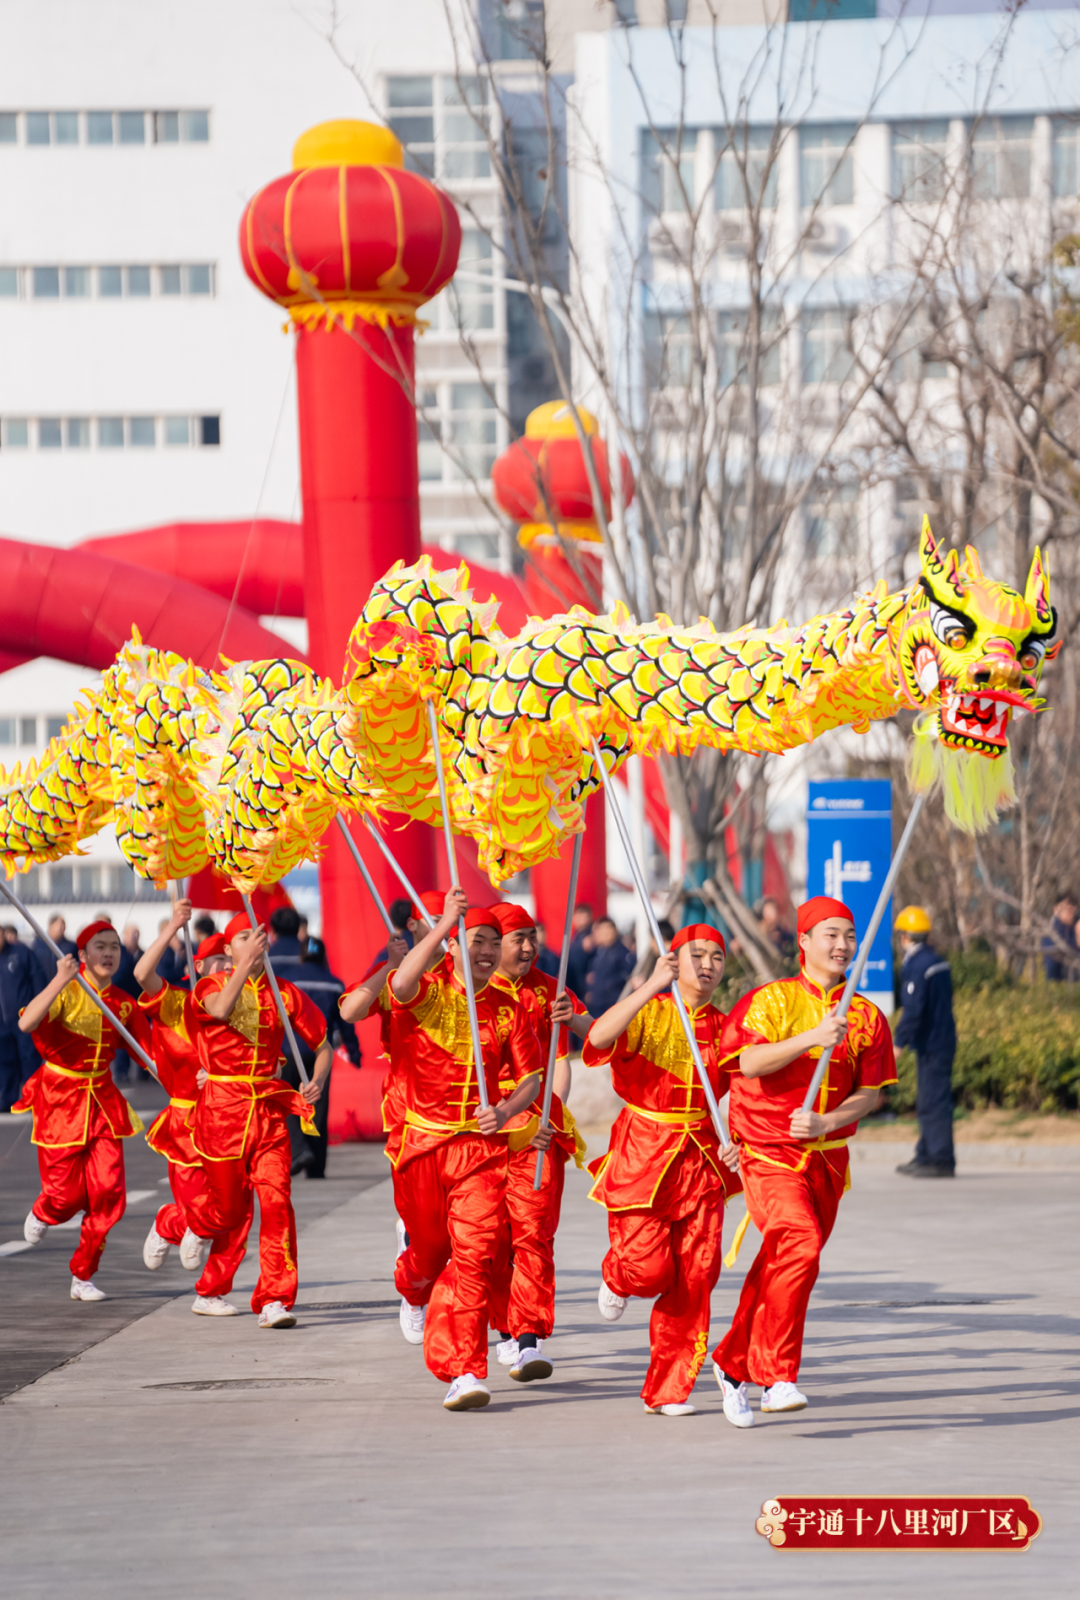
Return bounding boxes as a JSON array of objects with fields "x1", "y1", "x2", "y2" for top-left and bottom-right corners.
[
  {"x1": 800, "y1": 788, "x2": 929, "y2": 1114},
  {"x1": 171, "y1": 880, "x2": 197, "y2": 986},
  {"x1": 241, "y1": 892, "x2": 310, "y2": 1086},
  {"x1": 591, "y1": 739, "x2": 729, "y2": 1146},
  {"x1": 0, "y1": 879, "x2": 160, "y2": 1079},
  {"x1": 359, "y1": 817, "x2": 437, "y2": 931},
  {"x1": 335, "y1": 815, "x2": 394, "y2": 935},
  {"x1": 533, "y1": 831, "x2": 583, "y2": 1191},
  {"x1": 426, "y1": 702, "x2": 489, "y2": 1112}
]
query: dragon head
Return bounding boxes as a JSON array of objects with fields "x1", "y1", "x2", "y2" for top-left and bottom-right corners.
[{"x1": 897, "y1": 518, "x2": 1059, "y2": 757}]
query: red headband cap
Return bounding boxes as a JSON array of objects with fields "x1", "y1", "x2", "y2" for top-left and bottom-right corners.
[
  {"x1": 224, "y1": 911, "x2": 261, "y2": 945},
  {"x1": 670, "y1": 923, "x2": 726, "y2": 955},
  {"x1": 411, "y1": 890, "x2": 445, "y2": 922},
  {"x1": 76, "y1": 919, "x2": 116, "y2": 950},
  {"x1": 796, "y1": 897, "x2": 854, "y2": 962},
  {"x1": 195, "y1": 933, "x2": 228, "y2": 963},
  {"x1": 489, "y1": 902, "x2": 536, "y2": 935},
  {"x1": 449, "y1": 907, "x2": 501, "y2": 937}
]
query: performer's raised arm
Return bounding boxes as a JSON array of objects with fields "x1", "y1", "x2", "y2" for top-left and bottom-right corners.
[{"x1": 135, "y1": 898, "x2": 192, "y2": 997}]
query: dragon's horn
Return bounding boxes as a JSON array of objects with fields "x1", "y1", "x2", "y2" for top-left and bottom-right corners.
[
  {"x1": 1025, "y1": 546, "x2": 1052, "y2": 624},
  {"x1": 962, "y1": 544, "x2": 983, "y2": 578},
  {"x1": 920, "y1": 516, "x2": 964, "y2": 596}
]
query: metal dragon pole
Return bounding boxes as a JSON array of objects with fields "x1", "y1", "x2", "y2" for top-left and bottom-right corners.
[
  {"x1": 361, "y1": 817, "x2": 436, "y2": 930},
  {"x1": 533, "y1": 831, "x2": 583, "y2": 1191},
  {"x1": 335, "y1": 815, "x2": 394, "y2": 934},
  {"x1": 241, "y1": 892, "x2": 310, "y2": 1086},
  {"x1": 0, "y1": 880, "x2": 160, "y2": 1079},
  {"x1": 800, "y1": 788, "x2": 929, "y2": 1113},
  {"x1": 426, "y1": 701, "x2": 488, "y2": 1112},
  {"x1": 591, "y1": 739, "x2": 729, "y2": 1146},
  {"x1": 171, "y1": 880, "x2": 197, "y2": 986}
]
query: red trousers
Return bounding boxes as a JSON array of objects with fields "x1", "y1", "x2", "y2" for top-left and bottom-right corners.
[
  {"x1": 202, "y1": 1103, "x2": 297, "y2": 1314},
  {"x1": 603, "y1": 1143, "x2": 726, "y2": 1409},
  {"x1": 32, "y1": 1133, "x2": 126, "y2": 1281},
  {"x1": 713, "y1": 1151, "x2": 846, "y2": 1386},
  {"x1": 489, "y1": 1143, "x2": 566, "y2": 1340},
  {"x1": 393, "y1": 1135, "x2": 507, "y2": 1383},
  {"x1": 155, "y1": 1161, "x2": 254, "y2": 1299}
]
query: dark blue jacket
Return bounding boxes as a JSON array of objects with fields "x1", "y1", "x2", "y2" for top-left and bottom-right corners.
[
  {"x1": 1042, "y1": 916, "x2": 1078, "y2": 983},
  {"x1": 894, "y1": 942, "x2": 956, "y2": 1061},
  {"x1": 0, "y1": 941, "x2": 37, "y2": 1033},
  {"x1": 585, "y1": 941, "x2": 636, "y2": 1017},
  {"x1": 269, "y1": 937, "x2": 361, "y2": 1065},
  {"x1": 30, "y1": 933, "x2": 77, "y2": 989}
]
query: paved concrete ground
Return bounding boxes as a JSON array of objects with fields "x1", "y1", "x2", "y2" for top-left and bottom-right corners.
[
  {"x1": 0, "y1": 1091, "x2": 387, "y2": 1398},
  {"x1": 0, "y1": 1155, "x2": 1076, "y2": 1599}
]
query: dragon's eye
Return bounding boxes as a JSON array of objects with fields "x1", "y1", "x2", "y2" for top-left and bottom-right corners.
[
  {"x1": 930, "y1": 604, "x2": 972, "y2": 652},
  {"x1": 1019, "y1": 638, "x2": 1045, "y2": 673}
]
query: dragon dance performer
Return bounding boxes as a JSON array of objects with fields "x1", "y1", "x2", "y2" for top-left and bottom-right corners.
[
  {"x1": 134, "y1": 901, "x2": 254, "y2": 1318},
  {"x1": 191, "y1": 912, "x2": 331, "y2": 1328},
  {"x1": 389, "y1": 890, "x2": 544, "y2": 1411},
  {"x1": 711, "y1": 896, "x2": 896, "y2": 1427},
  {"x1": 15, "y1": 920, "x2": 151, "y2": 1302},
  {"x1": 486, "y1": 901, "x2": 591, "y2": 1385},
  {"x1": 583, "y1": 925, "x2": 740, "y2": 1417}
]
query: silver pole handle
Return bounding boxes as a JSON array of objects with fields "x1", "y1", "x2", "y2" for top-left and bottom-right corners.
[
  {"x1": 335, "y1": 815, "x2": 394, "y2": 933},
  {"x1": 243, "y1": 893, "x2": 310, "y2": 1086},
  {"x1": 533, "y1": 831, "x2": 584, "y2": 1190}
]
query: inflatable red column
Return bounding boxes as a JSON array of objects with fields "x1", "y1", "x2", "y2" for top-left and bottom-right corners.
[
  {"x1": 241, "y1": 121, "x2": 461, "y2": 977},
  {"x1": 491, "y1": 402, "x2": 635, "y2": 945}
]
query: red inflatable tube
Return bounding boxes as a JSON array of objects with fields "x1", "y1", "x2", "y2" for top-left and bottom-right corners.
[{"x1": 0, "y1": 535, "x2": 304, "y2": 672}]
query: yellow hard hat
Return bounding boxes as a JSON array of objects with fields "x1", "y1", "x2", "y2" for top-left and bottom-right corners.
[{"x1": 894, "y1": 905, "x2": 932, "y2": 933}]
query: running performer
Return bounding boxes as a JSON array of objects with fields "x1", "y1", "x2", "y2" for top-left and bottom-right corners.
[
  {"x1": 191, "y1": 912, "x2": 331, "y2": 1329},
  {"x1": 583, "y1": 925, "x2": 740, "y2": 1417},
  {"x1": 135, "y1": 902, "x2": 254, "y2": 1318},
  {"x1": 711, "y1": 896, "x2": 896, "y2": 1427},
  {"x1": 14, "y1": 920, "x2": 151, "y2": 1302},
  {"x1": 390, "y1": 890, "x2": 543, "y2": 1411},
  {"x1": 486, "y1": 901, "x2": 591, "y2": 1385}
]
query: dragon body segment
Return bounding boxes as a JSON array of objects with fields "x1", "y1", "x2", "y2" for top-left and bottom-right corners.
[{"x1": 0, "y1": 521, "x2": 1057, "y2": 890}]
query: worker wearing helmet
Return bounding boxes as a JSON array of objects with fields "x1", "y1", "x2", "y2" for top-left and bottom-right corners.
[{"x1": 893, "y1": 906, "x2": 957, "y2": 1178}]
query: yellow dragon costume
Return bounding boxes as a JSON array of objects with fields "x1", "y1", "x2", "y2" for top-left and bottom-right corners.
[{"x1": 0, "y1": 520, "x2": 1058, "y2": 889}]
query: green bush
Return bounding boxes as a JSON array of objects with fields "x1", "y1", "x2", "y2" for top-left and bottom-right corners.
[{"x1": 890, "y1": 979, "x2": 1080, "y2": 1113}]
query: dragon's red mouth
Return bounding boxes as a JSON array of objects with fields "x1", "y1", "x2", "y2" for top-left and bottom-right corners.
[{"x1": 939, "y1": 690, "x2": 1019, "y2": 751}]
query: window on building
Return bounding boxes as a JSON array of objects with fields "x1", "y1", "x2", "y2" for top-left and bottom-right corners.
[
  {"x1": 494, "y1": 0, "x2": 547, "y2": 61},
  {"x1": 32, "y1": 266, "x2": 60, "y2": 298},
  {"x1": 98, "y1": 417, "x2": 124, "y2": 447},
  {"x1": 805, "y1": 482, "x2": 860, "y2": 558},
  {"x1": 46, "y1": 716, "x2": 66, "y2": 740},
  {"x1": 26, "y1": 112, "x2": 51, "y2": 145},
  {"x1": 802, "y1": 308, "x2": 854, "y2": 383},
  {"x1": 644, "y1": 311, "x2": 695, "y2": 389},
  {"x1": 180, "y1": 110, "x2": 209, "y2": 142},
  {"x1": 160, "y1": 265, "x2": 182, "y2": 295},
  {"x1": 130, "y1": 416, "x2": 155, "y2": 447},
  {"x1": 790, "y1": 0, "x2": 875, "y2": 17},
  {"x1": 446, "y1": 230, "x2": 495, "y2": 331},
  {"x1": 50, "y1": 865, "x2": 73, "y2": 899},
  {"x1": 800, "y1": 124, "x2": 856, "y2": 207},
  {"x1": 65, "y1": 418, "x2": 90, "y2": 448},
  {"x1": 717, "y1": 308, "x2": 784, "y2": 388},
  {"x1": 970, "y1": 116, "x2": 1033, "y2": 201},
  {"x1": 716, "y1": 127, "x2": 778, "y2": 212},
  {"x1": 642, "y1": 129, "x2": 697, "y2": 215},
  {"x1": 0, "y1": 718, "x2": 11, "y2": 743},
  {"x1": 3, "y1": 413, "x2": 219, "y2": 450},
  {"x1": 892, "y1": 120, "x2": 949, "y2": 203},
  {"x1": 0, "y1": 112, "x2": 16, "y2": 143},
  {"x1": 19, "y1": 717, "x2": 36, "y2": 745},
  {"x1": 87, "y1": 111, "x2": 114, "y2": 145},
  {"x1": 120, "y1": 111, "x2": 144, "y2": 144},
  {"x1": 448, "y1": 382, "x2": 497, "y2": 479},
  {"x1": 99, "y1": 265, "x2": 123, "y2": 297},
  {"x1": 55, "y1": 111, "x2": 79, "y2": 145},
  {"x1": 387, "y1": 74, "x2": 490, "y2": 184},
  {"x1": 443, "y1": 77, "x2": 491, "y2": 182},
  {"x1": 388, "y1": 77, "x2": 435, "y2": 176},
  {"x1": 1052, "y1": 117, "x2": 1080, "y2": 199},
  {"x1": 891, "y1": 311, "x2": 949, "y2": 383},
  {"x1": 64, "y1": 266, "x2": 89, "y2": 297},
  {"x1": 127, "y1": 265, "x2": 151, "y2": 296},
  {"x1": 2, "y1": 418, "x2": 28, "y2": 447},
  {"x1": 164, "y1": 416, "x2": 190, "y2": 446},
  {"x1": 0, "y1": 268, "x2": 17, "y2": 296},
  {"x1": 39, "y1": 418, "x2": 62, "y2": 448},
  {"x1": 418, "y1": 387, "x2": 443, "y2": 481},
  {"x1": 199, "y1": 415, "x2": 221, "y2": 446},
  {"x1": 184, "y1": 263, "x2": 212, "y2": 295}
]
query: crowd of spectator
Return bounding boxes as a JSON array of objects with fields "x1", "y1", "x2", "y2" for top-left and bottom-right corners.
[{"x1": 1043, "y1": 889, "x2": 1080, "y2": 982}]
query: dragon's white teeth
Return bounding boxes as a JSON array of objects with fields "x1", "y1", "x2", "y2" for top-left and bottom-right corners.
[
  {"x1": 917, "y1": 657, "x2": 940, "y2": 696},
  {"x1": 1013, "y1": 705, "x2": 1029, "y2": 718},
  {"x1": 979, "y1": 697, "x2": 994, "y2": 712}
]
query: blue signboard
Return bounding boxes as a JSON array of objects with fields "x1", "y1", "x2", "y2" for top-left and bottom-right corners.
[{"x1": 806, "y1": 779, "x2": 894, "y2": 1011}]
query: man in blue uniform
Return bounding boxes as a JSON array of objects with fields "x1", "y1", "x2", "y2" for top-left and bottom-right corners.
[
  {"x1": 893, "y1": 906, "x2": 957, "y2": 1178},
  {"x1": 0, "y1": 929, "x2": 39, "y2": 1111}
]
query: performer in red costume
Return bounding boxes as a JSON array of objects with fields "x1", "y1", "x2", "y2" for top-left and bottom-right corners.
[
  {"x1": 192, "y1": 912, "x2": 331, "y2": 1328},
  {"x1": 389, "y1": 889, "x2": 543, "y2": 1410},
  {"x1": 583, "y1": 925, "x2": 740, "y2": 1416},
  {"x1": 15, "y1": 920, "x2": 151, "y2": 1302},
  {"x1": 711, "y1": 896, "x2": 896, "y2": 1427},
  {"x1": 134, "y1": 901, "x2": 254, "y2": 1317},
  {"x1": 486, "y1": 901, "x2": 591, "y2": 1384}
]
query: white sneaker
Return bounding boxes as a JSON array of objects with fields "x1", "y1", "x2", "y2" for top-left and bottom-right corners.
[
  {"x1": 142, "y1": 1220, "x2": 171, "y2": 1270},
  {"x1": 442, "y1": 1373, "x2": 491, "y2": 1411},
  {"x1": 510, "y1": 1340, "x2": 553, "y2": 1383},
  {"x1": 192, "y1": 1295, "x2": 239, "y2": 1316},
  {"x1": 399, "y1": 1297, "x2": 426, "y2": 1345},
  {"x1": 598, "y1": 1281, "x2": 626, "y2": 1322},
  {"x1": 644, "y1": 1401, "x2": 698, "y2": 1416},
  {"x1": 23, "y1": 1210, "x2": 48, "y2": 1246},
  {"x1": 761, "y1": 1380, "x2": 808, "y2": 1412},
  {"x1": 395, "y1": 1215, "x2": 408, "y2": 1260},
  {"x1": 496, "y1": 1336, "x2": 519, "y2": 1366},
  {"x1": 714, "y1": 1362, "x2": 754, "y2": 1428},
  {"x1": 179, "y1": 1230, "x2": 212, "y2": 1272},
  {"x1": 258, "y1": 1300, "x2": 297, "y2": 1329},
  {"x1": 70, "y1": 1276, "x2": 106, "y2": 1302}
]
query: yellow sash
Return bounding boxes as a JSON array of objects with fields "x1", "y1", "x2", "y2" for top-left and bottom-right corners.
[
  {"x1": 45, "y1": 1062, "x2": 109, "y2": 1080},
  {"x1": 403, "y1": 1108, "x2": 480, "y2": 1137},
  {"x1": 626, "y1": 1103, "x2": 707, "y2": 1129}
]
